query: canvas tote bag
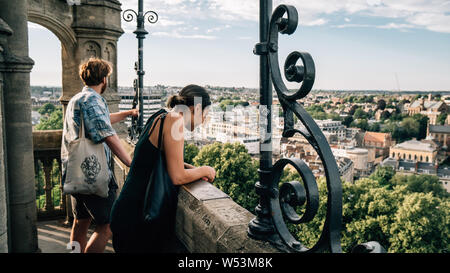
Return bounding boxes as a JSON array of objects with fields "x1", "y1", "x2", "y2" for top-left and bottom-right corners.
[{"x1": 63, "y1": 112, "x2": 110, "y2": 198}]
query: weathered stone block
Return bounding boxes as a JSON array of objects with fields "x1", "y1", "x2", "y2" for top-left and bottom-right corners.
[{"x1": 176, "y1": 180, "x2": 280, "y2": 253}]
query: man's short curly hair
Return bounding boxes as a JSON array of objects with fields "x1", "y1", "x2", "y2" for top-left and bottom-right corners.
[{"x1": 79, "y1": 58, "x2": 112, "y2": 86}]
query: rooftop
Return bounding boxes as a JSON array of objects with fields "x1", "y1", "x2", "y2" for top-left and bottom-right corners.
[
  {"x1": 409, "y1": 100, "x2": 445, "y2": 110},
  {"x1": 429, "y1": 124, "x2": 450, "y2": 134},
  {"x1": 393, "y1": 139, "x2": 438, "y2": 152},
  {"x1": 364, "y1": 131, "x2": 390, "y2": 143}
]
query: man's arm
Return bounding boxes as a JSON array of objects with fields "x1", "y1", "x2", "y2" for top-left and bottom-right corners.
[
  {"x1": 104, "y1": 134, "x2": 132, "y2": 167},
  {"x1": 110, "y1": 109, "x2": 139, "y2": 124}
]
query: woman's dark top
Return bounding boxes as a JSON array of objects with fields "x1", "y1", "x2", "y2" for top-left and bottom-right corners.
[{"x1": 110, "y1": 108, "x2": 176, "y2": 253}]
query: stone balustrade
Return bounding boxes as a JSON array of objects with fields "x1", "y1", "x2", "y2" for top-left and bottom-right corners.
[
  {"x1": 31, "y1": 131, "x2": 279, "y2": 253},
  {"x1": 32, "y1": 130, "x2": 67, "y2": 220}
]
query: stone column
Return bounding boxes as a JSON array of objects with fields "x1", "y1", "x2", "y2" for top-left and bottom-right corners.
[
  {"x1": 0, "y1": 17, "x2": 12, "y2": 253},
  {"x1": 70, "y1": 0, "x2": 126, "y2": 137},
  {"x1": 0, "y1": 0, "x2": 38, "y2": 253}
]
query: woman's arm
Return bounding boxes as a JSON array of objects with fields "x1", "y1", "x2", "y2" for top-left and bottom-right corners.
[
  {"x1": 184, "y1": 162, "x2": 211, "y2": 181},
  {"x1": 110, "y1": 109, "x2": 139, "y2": 124},
  {"x1": 161, "y1": 113, "x2": 215, "y2": 185}
]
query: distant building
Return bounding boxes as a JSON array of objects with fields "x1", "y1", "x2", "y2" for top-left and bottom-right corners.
[
  {"x1": 31, "y1": 97, "x2": 60, "y2": 108},
  {"x1": 381, "y1": 157, "x2": 450, "y2": 193},
  {"x1": 332, "y1": 147, "x2": 370, "y2": 178},
  {"x1": 315, "y1": 119, "x2": 346, "y2": 140},
  {"x1": 363, "y1": 131, "x2": 392, "y2": 159},
  {"x1": 389, "y1": 138, "x2": 438, "y2": 164},
  {"x1": 118, "y1": 91, "x2": 162, "y2": 127},
  {"x1": 406, "y1": 96, "x2": 448, "y2": 125},
  {"x1": 428, "y1": 124, "x2": 450, "y2": 149},
  {"x1": 346, "y1": 127, "x2": 361, "y2": 141},
  {"x1": 281, "y1": 142, "x2": 354, "y2": 183},
  {"x1": 31, "y1": 111, "x2": 41, "y2": 126},
  {"x1": 336, "y1": 156, "x2": 354, "y2": 184},
  {"x1": 374, "y1": 108, "x2": 395, "y2": 121}
]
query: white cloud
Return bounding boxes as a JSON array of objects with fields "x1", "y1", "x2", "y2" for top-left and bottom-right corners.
[
  {"x1": 119, "y1": 0, "x2": 450, "y2": 34},
  {"x1": 333, "y1": 22, "x2": 417, "y2": 32},
  {"x1": 378, "y1": 23, "x2": 416, "y2": 30},
  {"x1": 206, "y1": 24, "x2": 231, "y2": 33},
  {"x1": 407, "y1": 12, "x2": 450, "y2": 33},
  {"x1": 152, "y1": 31, "x2": 217, "y2": 40}
]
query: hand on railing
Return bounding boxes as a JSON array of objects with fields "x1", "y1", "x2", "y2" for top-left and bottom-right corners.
[{"x1": 128, "y1": 108, "x2": 139, "y2": 117}]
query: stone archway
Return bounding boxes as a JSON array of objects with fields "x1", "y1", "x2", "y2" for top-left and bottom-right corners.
[
  {"x1": 0, "y1": 0, "x2": 127, "y2": 252},
  {"x1": 27, "y1": 0, "x2": 126, "y2": 135}
]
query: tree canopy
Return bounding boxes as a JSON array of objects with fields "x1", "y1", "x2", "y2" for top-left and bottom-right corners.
[
  {"x1": 35, "y1": 106, "x2": 63, "y2": 130},
  {"x1": 191, "y1": 143, "x2": 450, "y2": 253}
]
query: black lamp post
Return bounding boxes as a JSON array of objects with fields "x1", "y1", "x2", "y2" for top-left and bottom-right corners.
[{"x1": 122, "y1": 0, "x2": 158, "y2": 143}]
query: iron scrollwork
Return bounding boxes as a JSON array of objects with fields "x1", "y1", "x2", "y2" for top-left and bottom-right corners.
[
  {"x1": 122, "y1": 9, "x2": 138, "y2": 22},
  {"x1": 249, "y1": 3, "x2": 385, "y2": 253}
]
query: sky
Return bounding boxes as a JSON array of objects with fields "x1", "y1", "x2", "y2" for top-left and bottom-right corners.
[{"x1": 28, "y1": 0, "x2": 450, "y2": 91}]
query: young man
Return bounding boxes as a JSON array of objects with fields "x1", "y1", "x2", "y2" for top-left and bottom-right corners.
[{"x1": 61, "y1": 58, "x2": 137, "y2": 253}]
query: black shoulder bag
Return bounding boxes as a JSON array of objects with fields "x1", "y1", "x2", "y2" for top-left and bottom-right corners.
[{"x1": 142, "y1": 113, "x2": 180, "y2": 225}]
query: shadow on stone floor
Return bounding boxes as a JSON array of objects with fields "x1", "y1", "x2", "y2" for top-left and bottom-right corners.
[{"x1": 37, "y1": 220, "x2": 114, "y2": 253}]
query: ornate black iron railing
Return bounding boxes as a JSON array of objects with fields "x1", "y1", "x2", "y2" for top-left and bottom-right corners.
[
  {"x1": 248, "y1": 0, "x2": 385, "y2": 253},
  {"x1": 122, "y1": 0, "x2": 158, "y2": 144}
]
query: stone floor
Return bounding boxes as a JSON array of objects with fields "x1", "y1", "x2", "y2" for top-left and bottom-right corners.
[{"x1": 37, "y1": 220, "x2": 114, "y2": 253}]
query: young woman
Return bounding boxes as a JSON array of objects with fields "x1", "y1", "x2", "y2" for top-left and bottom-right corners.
[{"x1": 110, "y1": 84, "x2": 215, "y2": 253}]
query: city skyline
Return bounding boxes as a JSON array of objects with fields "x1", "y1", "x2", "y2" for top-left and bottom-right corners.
[{"x1": 28, "y1": 0, "x2": 450, "y2": 91}]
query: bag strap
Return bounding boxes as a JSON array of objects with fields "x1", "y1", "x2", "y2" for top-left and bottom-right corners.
[
  {"x1": 147, "y1": 110, "x2": 164, "y2": 138},
  {"x1": 157, "y1": 113, "x2": 167, "y2": 150},
  {"x1": 78, "y1": 111, "x2": 86, "y2": 139},
  {"x1": 147, "y1": 112, "x2": 167, "y2": 150}
]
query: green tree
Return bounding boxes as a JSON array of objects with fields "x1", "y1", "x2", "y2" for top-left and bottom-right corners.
[
  {"x1": 369, "y1": 166, "x2": 396, "y2": 188},
  {"x1": 342, "y1": 116, "x2": 353, "y2": 127},
  {"x1": 219, "y1": 99, "x2": 234, "y2": 111},
  {"x1": 389, "y1": 193, "x2": 449, "y2": 253},
  {"x1": 280, "y1": 168, "x2": 301, "y2": 184},
  {"x1": 189, "y1": 142, "x2": 450, "y2": 253},
  {"x1": 184, "y1": 143, "x2": 199, "y2": 165},
  {"x1": 289, "y1": 175, "x2": 449, "y2": 253},
  {"x1": 400, "y1": 117, "x2": 419, "y2": 139},
  {"x1": 377, "y1": 99, "x2": 387, "y2": 111},
  {"x1": 412, "y1": 114, "x2": 429, "y2": 140},
  {"x1": 368, "y1": 122, "x2": 381, "y2": 132},
  {"x1": 35, "y1": 107, "x2": 63, "y2": 130},
  {"x1": 348, "y1": 105, "x2": 359, "y2": 116},
  {"x1": 341, "y1": 178, "x2": 405, "y2": 252},
  {"x1": 193, "y1": 142, "x2": 259, "y2": 213},
  {"x1": 328, "y1": 113, "x2": 342, "y2": 121},
  {"x1": 351, "y1": 119, "x2": 369, "y2": 131},
  {"x1": 353, "y1": 108, "x2": 367, "y2": 120},
  {"x1": 380, "y1": 111, "x2": 391, "y2": 121},
  {"x1": 391, "y1": 174, "x2": 449, "y2": 199},
  {"x1": 437, "y1": 113, "x2": 448, "y2": 125},
  {"x1": 37, "y1": 103, "x2": 56, "y2": 116}
]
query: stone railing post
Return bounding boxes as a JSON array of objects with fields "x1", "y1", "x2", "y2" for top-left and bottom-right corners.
[{"x1": 41, "y1": 157, "x2": 55, "y2": 212}]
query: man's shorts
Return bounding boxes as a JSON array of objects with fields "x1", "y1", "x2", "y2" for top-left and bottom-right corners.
[{"x1": 71, "y1": 178, "x2": 118, "y2": 225}]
